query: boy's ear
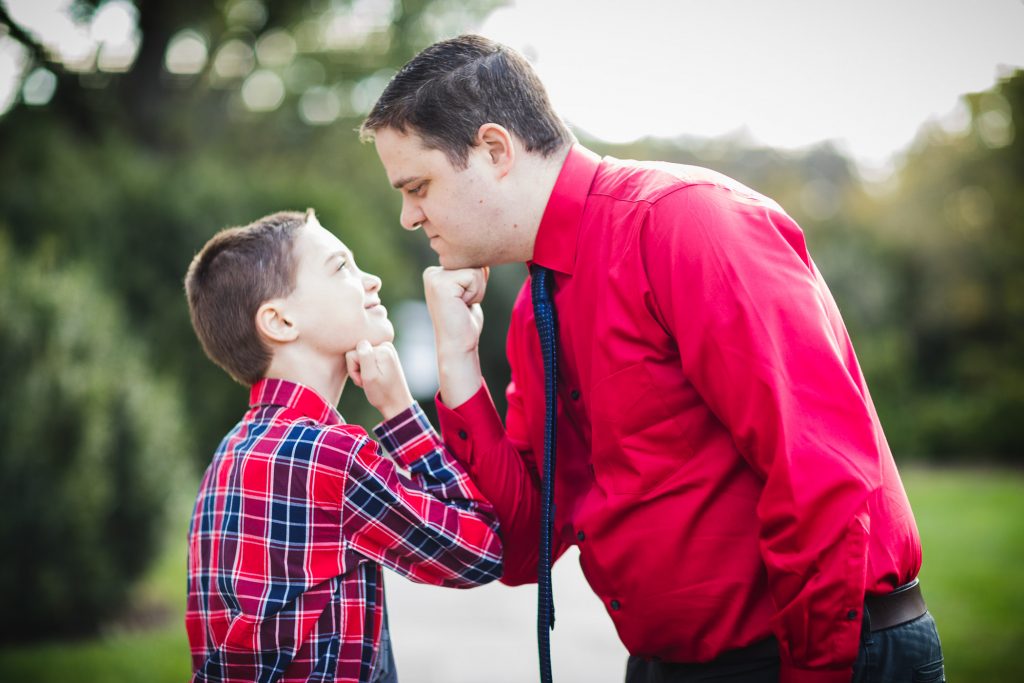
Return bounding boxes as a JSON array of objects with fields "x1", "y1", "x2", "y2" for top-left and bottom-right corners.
[
  {"x1": 476, "y1": 123, "x2": 515, "y2": 176},
  {"x1": 255, "y1": 299, "x2": 298, "y2": 344}
]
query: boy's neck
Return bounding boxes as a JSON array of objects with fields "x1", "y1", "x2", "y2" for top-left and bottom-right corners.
[{"x1": 264, "y1": 349, "x2": 347, "y2": 407}]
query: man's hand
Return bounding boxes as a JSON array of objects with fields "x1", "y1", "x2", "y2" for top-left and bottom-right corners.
[
  {"x1": 422, "y1": 266, "x2": 489, "y2": 355},
  {"x1": 345, "y1": 340, "x2": 414, "y2": 420},
  {"x1": 422, "y1": 266, "x2": 489, "y2": 408}
]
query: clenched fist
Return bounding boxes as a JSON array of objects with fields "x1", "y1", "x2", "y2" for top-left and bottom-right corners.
[
  {"x1": 345, "y1": 340, "x2": 414, "y2": 420},
  {"x1": 422, "y1": 266, "x2": 489, "y2": 356},
  {"x1": 422, "y1": 266, "x2": 489, "y2": 408}
]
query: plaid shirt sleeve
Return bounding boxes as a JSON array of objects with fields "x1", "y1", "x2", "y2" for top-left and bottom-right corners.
[{"x1": 333, "y1": 402, "x2": 503, "y2": 587}]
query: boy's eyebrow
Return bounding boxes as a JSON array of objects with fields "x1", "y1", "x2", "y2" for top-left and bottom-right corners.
[
  {"x1": 324, "y1": 249, "x2": 350, "y2": 266},
  {"x1": 391, "y1": 175, "x2": 420, "y2": 189}
]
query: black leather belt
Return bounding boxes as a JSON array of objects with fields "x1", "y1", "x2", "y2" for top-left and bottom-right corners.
[{"x1": 864, "y1": 578, "x2": 927, "y2": 632}]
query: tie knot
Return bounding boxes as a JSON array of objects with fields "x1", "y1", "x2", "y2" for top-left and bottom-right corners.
[{"x1": 531, "y1": 264, "x2": 553, "y2": 303}]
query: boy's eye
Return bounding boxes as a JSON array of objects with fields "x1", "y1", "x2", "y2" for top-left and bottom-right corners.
[
  {"x1": 336, "y1": 259, "x2": 347, "y2": 271},
  {"x1": 408, "y1": 182, "x2": 426, "y2": 196}
]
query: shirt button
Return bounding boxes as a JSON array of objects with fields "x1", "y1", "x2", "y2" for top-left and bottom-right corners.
[
  {"x1": 610, "y1": 599, "x2": 621, "y2": 611},
  {"x1": 458, "y1": 430, "x2": 468, "y2": 440},
  {"x1": 847, "y1": 609, "x2": 859, "y2": 621},
  {"x1": 570, "y1": 389, "x2": 581, "y2": 400},
  {"x1": 576, "y1": 530, "x2": 585, "y2": 542}
]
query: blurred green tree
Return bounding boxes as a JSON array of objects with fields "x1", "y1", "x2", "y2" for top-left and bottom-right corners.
[
  {"x1": 0, "y1": 235, "x2": 190, "y2": 641},
  {"x1": 856, "y1": 69, "x2": 1024, "y2": 458},
  {"x1": 0, "y1": 0, "x2": 499, "y2": 462}
]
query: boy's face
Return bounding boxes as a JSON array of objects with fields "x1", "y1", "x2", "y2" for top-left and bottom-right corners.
[
  {"x1": 284, "y1": 215, "x2": 394, "y2": 356},
  {"x1": 373, "y1": 126, "x2": 513, "y2": 269}
]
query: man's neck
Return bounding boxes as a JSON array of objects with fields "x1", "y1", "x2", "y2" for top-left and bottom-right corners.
[{"x1": 513, "y1": 144, "x2": 573, "y2": 263}]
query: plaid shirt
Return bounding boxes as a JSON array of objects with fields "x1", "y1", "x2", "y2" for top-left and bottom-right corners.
[{"x1": 186, "y1": 379, "x2": 503, "y2": 682}]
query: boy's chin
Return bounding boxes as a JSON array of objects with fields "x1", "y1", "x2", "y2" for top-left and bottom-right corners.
[{"x1": 377, "y1": 320, "x2": 395, "y2": 343}]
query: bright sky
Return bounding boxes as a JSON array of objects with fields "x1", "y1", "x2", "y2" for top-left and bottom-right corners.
[
  {"x1": 478, "y1": 0, "x2": 1024, "y2": 166},
  {"x1": 2, "y1": 0, "x2": 1023, "y2": 167}
]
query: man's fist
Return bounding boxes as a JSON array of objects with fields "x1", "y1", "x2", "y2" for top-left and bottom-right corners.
[
  {"x1": 422, "y1": 266, "x2": 489, "y2": 408},
  {"x1": 422, "y1": 266, "x2": 489, "y2": 357}
]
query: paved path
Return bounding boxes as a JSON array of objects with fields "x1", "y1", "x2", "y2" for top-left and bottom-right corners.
[{"x1": 385, "y1": 547, "x2": 630, "y2": 682}]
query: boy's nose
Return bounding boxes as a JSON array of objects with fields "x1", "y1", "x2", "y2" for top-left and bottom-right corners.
[{"x1": 364, "y1": 272, "x2": 382, "y2": 292}]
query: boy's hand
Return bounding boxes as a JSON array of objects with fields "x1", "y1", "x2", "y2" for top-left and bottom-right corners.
[
  {"x1": 422, "y1": 266, "x2": 488, "y2": 408},
  {"x1": 345, "y1": 340, "x2": 414, "y2": 420}
]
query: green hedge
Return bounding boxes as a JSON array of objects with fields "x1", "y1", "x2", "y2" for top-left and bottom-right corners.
[{"x1": 0, "y1": 236, "x2": 190, "y2": 641}]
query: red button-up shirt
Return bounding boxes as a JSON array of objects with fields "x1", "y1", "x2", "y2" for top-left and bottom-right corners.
[{"x1": 436, "y1": 145, "x2": 922, "y2": 683}]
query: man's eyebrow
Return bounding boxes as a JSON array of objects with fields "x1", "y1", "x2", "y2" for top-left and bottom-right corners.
[{"x1": 391, "y1": 175, "x2": 420, "y2": 189}]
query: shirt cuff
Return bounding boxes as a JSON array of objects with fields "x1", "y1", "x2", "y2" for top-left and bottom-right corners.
[
  {"x1": 435, "y1": 382, "x2": 507, "y2": 467},
  {"x1": 372, "y1": 402, "x2": 442, "y2": 469},
  {"x1": 779, "y1": 664, "x2": 853, "y2": 683}
]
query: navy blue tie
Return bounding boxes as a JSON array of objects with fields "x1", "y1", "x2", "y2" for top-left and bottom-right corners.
[{"x1": 531, "y1": 264, "x2": 557, "y2": 683}]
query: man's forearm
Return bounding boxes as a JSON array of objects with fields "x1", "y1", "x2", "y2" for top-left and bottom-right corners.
[{"x1": 437, "y1": 348, "x2": 483, "y2": 409}]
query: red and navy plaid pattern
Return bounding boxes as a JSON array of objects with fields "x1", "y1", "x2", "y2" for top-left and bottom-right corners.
[{"x1": 186, "y1": 379, "x2": 502, "y2": 682}]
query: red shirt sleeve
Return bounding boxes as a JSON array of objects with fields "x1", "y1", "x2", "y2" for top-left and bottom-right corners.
[
  {"x1": 434, "y1": 310, "x2": 553, "y2": 585},
  {"x1": 640, "y1": 183, "x2": 880, "y2": 679}
]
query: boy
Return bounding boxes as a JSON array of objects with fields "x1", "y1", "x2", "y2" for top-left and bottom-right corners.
[{"x1": 182, "y1": 208, "x2": 503, "y2": 683}]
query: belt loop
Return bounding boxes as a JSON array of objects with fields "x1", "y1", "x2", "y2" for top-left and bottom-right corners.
[{"x1": 861, "y1": 601, "x2": 873, "y2": 638}]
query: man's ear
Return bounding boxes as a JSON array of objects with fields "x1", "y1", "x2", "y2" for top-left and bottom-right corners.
[
  {"x1": 255, "y1": 299, "x2": 299, "y2": 344},
  {"x1": 476, "y1": 123, "x2": 515, "y2": 176}
]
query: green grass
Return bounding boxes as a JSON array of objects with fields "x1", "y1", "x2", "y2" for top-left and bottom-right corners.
[
  {"x1": 903, "y1": 467, "x2": 1024, "y2": 683},
  {"x1": 1, "y1": 467, "x2": 1021, "y2": 682},
  {"x1": 0, "y1": 495, "x2": 194, "y2": 683}
]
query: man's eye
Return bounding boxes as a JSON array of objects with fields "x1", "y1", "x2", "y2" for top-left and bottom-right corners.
[{"x1": 408, "y1": 183, "x2": 425, "y2": 196}]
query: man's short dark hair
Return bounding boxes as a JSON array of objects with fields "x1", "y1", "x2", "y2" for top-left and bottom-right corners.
[
  {"x1": 360, "y1": 34, "x2": 574, "y2": 167},
  {"x1": 184, "y1": 210, "x2": 310, "y2": 386}
]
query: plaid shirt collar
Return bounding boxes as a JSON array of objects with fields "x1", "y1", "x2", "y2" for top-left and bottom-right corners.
[{"x1": 249, "y1": 378, "x2": 345, "y2": 427}]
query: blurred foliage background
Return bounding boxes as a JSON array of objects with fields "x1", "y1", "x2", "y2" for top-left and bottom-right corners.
[{"x1": 0, "y1": 0, "x2": 1021, "y2": 680}]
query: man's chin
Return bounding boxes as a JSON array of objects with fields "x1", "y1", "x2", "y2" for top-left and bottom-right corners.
[{"x1": 437, "y1": 252, "x2": 485, "y2": 270}]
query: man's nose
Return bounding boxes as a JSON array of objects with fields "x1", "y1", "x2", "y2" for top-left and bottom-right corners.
[{"x1": 400, "y1": 201, "x2": 425, "y2": 231}]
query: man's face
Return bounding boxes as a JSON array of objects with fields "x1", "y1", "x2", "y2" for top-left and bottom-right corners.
[
  {"x1": 285, "y1": 215, "x2": 393, "y2": 355},
  {"x1": 373, "y1": 127, "x2": 510, "y2": 269}
]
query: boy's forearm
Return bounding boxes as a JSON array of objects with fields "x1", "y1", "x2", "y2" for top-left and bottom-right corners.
[{"x1": 367, "y1": 404, "x2": 503, "y2": 586}]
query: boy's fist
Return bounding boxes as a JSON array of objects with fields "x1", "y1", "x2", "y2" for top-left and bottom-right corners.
[{"x1": 345, "y1": 340, "x2": 414, "y2": 420}]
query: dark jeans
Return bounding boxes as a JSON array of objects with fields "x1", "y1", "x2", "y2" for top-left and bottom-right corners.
[
  {"x1": 625, "y1": 611, "x2": 944, "y2": 683},
  {"x1": 369, "y1": 615, "x2": 398, "y2": 683},
  {"x1": 852, "y1": 611, "x2": 945, "y2": 683}
]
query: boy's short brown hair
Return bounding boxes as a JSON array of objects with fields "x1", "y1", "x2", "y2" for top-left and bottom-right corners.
[{"x1": 184, "y1": 209, "x2": 311, "y2": 386}]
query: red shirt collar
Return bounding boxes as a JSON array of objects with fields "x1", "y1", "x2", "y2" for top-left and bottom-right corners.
[
  {"x1": 531, "y1": 144, "x2": 602, "y2": 275},
  {"x1": 249, "y1": 378, "x2": 345, "y2": 426}
]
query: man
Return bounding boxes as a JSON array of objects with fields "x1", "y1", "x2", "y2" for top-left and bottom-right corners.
[{"x1": 361, "y1": 34, "x2": 944, "y2": 683}]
